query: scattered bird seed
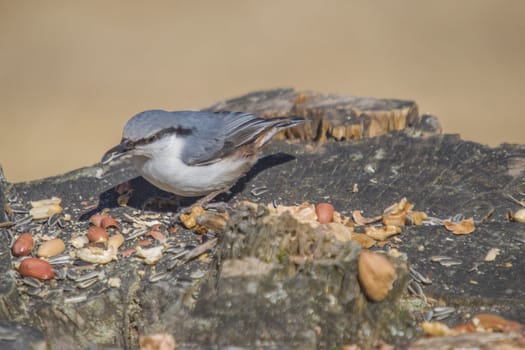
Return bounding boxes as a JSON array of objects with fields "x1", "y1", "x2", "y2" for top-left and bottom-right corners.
[
  {"x1": 148, "y1": 271, "x2": 169, "y2": 283},
  {"x1": 47, "y1": 289, "x2": 63, "y2": 299},
  {"x1": 47, "y1": 213, "x2": 61, "y2": 227},
  {"x1": 430, "y1": 256, "x2": 453, "y2": 262},
  {"x1": 64, "y1": 294, "x2": 88, "y2": 303},
  {"x1": 432, "y1": 306, "x2": 456, "y2": 320},
  {"x1": 250, "y1": 186, "x2": 269, "y2": 197},
  {"x1": 9, "y1": 207, "x2": 29, "y2": 215},
  {"x1": 14, "y1": 215, "x2": 33, "y2": 228},
  {"x1": 170, "y1": 250, "x2": 189, "y2": 260},
  {"x1": 7, "y1": 193, "x2": 19, "y2": 203},
  {"x1": 409, "y1": 266, "x2": 432, "y2": 285},
  {"x1": 22, "y1": 277, "x2": 42, "y2": 288},
  {"x1": 76, "y1": 278, "x2": 99, "y2": 289},
  {"x1": 25, "y1": 287, "x2": 42, "y2": 296},
  {"x1": 164, "y1": 246, "x2": 186, "y2": 255},
  {"x1": 125, "y1": 228, "x2": 148, "y2": 241},
  {"x1": 67, "y1": 270, "x2": 104, "y2": 282},
  {"x1": 468, "y1": 262, "x2": 481, "y2": 273},
  {"x1": 53, "y1": 268, "x2": 67, "y2": 280},
  {"x1": 423, "y1": 216, "x2": 443, "y2": 226},
  {"x1": 439, "y1": 259, "x2": 462, "y2": 267},
  {"x1": 48, "y1": 255, "x2": 72, "y2": 265},
  {"x1": 190, "y1": 270, "x2": 206, "y2": 279},
  {"x1": 62, "y1": 285, "x2": 76, "y2": 293},
  {"x1": 407, "y1": 279, "x2": 426, "y2": 301},
  {"x1": 423, "y1": 310, "x2": 434, "y2": 322},
  {"x1": 449, "y1": 213, "x2": 465, "y2": 222}
]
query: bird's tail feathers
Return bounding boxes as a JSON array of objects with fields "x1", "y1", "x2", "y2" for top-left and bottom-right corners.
[{"x1": 256, "y1": 116, "x2": 306, "y2": 147}]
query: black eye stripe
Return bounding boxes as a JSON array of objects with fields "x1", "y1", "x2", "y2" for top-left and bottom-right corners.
[{"x1": 129, "y1": 126, "x2": 192, "y2": 148}]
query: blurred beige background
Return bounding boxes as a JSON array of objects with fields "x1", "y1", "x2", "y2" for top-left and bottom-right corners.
[{"x1": 1, "y1": 0, "x2": 524, "y2": 182}]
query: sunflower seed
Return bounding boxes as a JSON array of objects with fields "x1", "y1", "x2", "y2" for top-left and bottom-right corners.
[
  {"x1": 450, "y1": 213, "x2": 465, "y2": 222},
  {"x1": 47, "y1": 288, "x2": 63, "y2": 299},
  {"x1": 62, "y1": 285, "x2": 76, "y2": 293},
  {"x1": 407, "y1": 279, "x2": 426, "y2": 301},
  {"x1": 164, "y1": 246, "x2": 186, "y2": 254},
  {"x1": 7, "y1": 193, "x2": 19, "y2": 203},
  {"x1": 433, "y1": 306, "x2": 455, "y2": 320},
  {"x1": 68, "y1": 270, "x2": 104, "y2": 282},
  {"x1": 10, "y1": 207, "x2": 29, "y2": 214},
  {"x1": 250, "y1": 186, "x2": 269, "y2": 197},
  {"x1": 47, "y1": 213, "x2": 61, "y2": 227},
  {"x1": 190, "y1": 270, "x2": 206, "y2": 279},
  {"x1": 430, "y1": 255, "x2": 453, "y2": 262},
  {"x1": 167, "y1": 257, "x2": 180, "y2": 270},
  {"x1": 423, "y1": 216, "x2": 443, "y2": 226},
  {"x1": 409, "y1": 266, "x2": 432, "y2": 285},
  {"x1": 56, "y1": 218, "x2": 66, "y2": 228},
  {"x1": 25, "y1": 287, "x2": 42, "y2": 296},
  {"x1": 126, "y1": 228, "x2": 148, "y2": 241},
  {"x1": 64, "y1": 294, "x2": 88, "y2": 303},
  {"x1": 14, "y1": 215, "x2": 33, "y2": 227},
  {"x1": 48, "y1": 255, "x2": 72, "y2": 265},
  {"x1": 76, "y1": 278, "x2": 99, "y2": 289},
  {"x1": 148, "y1": 271, "x2": 168, "y2": 283},
  {"x1": 423, "y1": 310, "x2": 434, "y2": 322},
  {"x1": 439, "y1": 259, "x2": 462, "y2": 267},
  {"x1": 171, "y1": 250, "x2": 189, "y2": 260},
  {"x1": 22, "y1": 277, "x2": 42, "y2": 288}
]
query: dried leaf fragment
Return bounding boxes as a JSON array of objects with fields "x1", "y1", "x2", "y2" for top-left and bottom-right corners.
[
  {"x1": 365, "y1": 225, "x2": 401, "y2": 241},
  {"x1": 382, "y1": 213, "x2": 406, "y2": 227},
  {"x1": 383, "y1": 197, "x2": 413, "y2": 216},
  {"x1": 351, "y1": 233, "x2": 376, "y2": 248},
  {"x1": 484, "y1": 248, "x2": 500, "y2": 262},
  {"x1": 444, "y1": 218, "x2": 475, "y2": 235},
  {"x1": 406, "y1": 211, "x2": 428, "y2": 225},
  {"x1": 352, "y1": 210, "x2": 382, "y2": 226}
]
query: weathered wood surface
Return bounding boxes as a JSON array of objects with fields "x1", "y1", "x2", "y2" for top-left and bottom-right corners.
[{"x1": 0, "y1": 89, "x2": 524, "y2": 349}]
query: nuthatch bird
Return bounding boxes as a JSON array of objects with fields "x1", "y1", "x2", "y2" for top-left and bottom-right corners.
[{"x1": 102, "y1": 110, "x2": 304, "y2": 205}]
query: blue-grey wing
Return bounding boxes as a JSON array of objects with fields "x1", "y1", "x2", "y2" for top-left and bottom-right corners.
[{"x1": 180, "y1": 111, "x2": 302, "y2": 166}]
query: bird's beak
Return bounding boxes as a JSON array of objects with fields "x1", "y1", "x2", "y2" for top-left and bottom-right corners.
[{"x1": 101, "y1": 140, "x2": 132, "y2": 164}]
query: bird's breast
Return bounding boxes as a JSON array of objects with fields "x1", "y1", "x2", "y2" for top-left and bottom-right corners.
[{"x1": 133, "y1": 152, "x2": 256, "y2": 197}]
